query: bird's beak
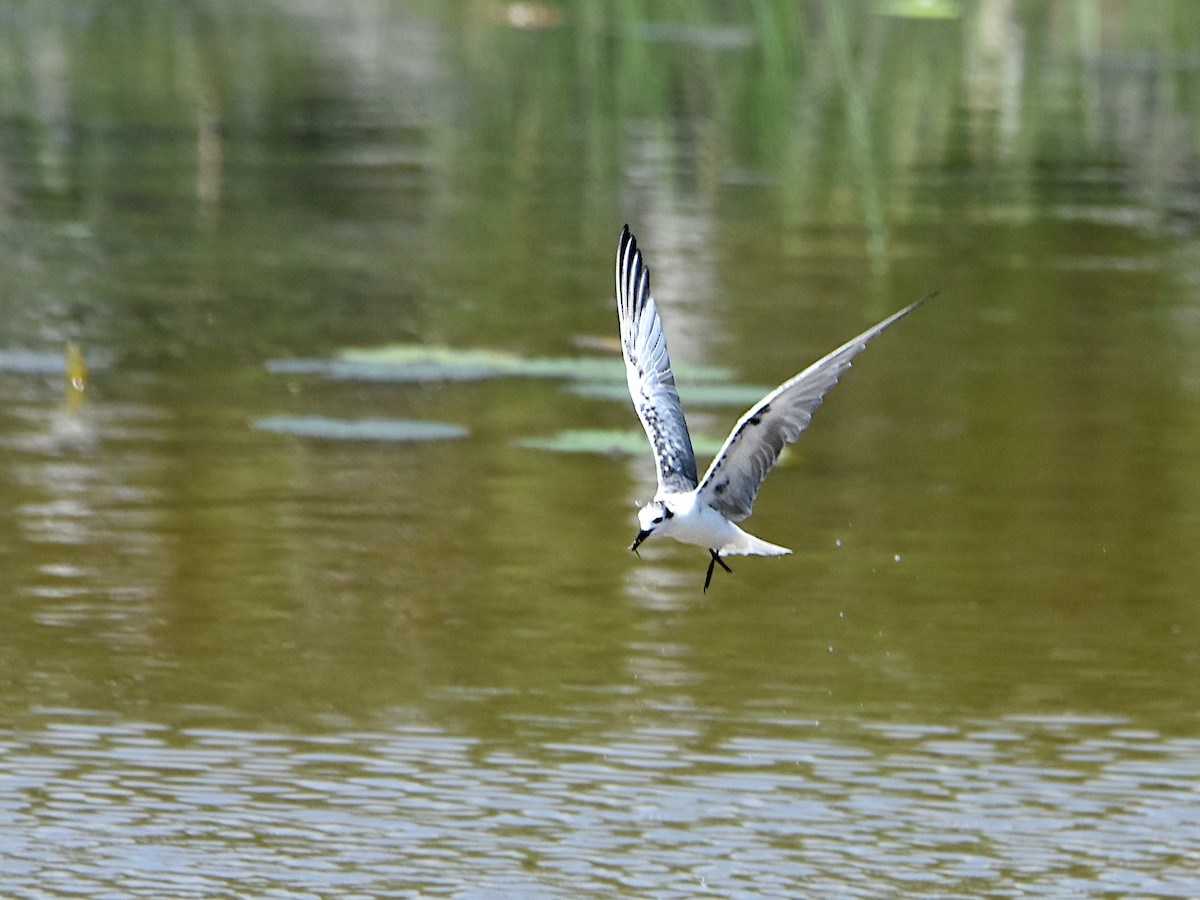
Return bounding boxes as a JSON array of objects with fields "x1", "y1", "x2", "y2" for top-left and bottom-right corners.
[{"x1": 630, "y1": 529, "x2": 651, "y2": 555}]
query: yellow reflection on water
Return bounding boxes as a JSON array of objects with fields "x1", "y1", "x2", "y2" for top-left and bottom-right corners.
[{"x1": 65, "y1": 341, "x2": 87, "y2": 417}]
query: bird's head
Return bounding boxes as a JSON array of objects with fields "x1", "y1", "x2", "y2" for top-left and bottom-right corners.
[{"x1": 631, "y1": 500, "x2": 674, "y2": 554}]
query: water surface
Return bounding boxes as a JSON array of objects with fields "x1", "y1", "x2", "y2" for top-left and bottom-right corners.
[{"x1": 1, "y1": 2, "x2": 1199, "y2": 896}]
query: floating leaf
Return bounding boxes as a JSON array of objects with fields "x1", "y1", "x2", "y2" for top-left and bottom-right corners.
[
  {"x1": 340, "y1": 344, "x2": 526, "y2": 370},
  {"x1": 510, "y1": 355, "x2": 628, "y2": 381},
  {"x1": 265, "y1": 357, "x2": 507, "y2": 383},
  {"x1": 266, "y1": 344, "x2": 736, "y2": 385},
  {"x1": 254, "y1": 415, "x2": 468, "y2": 442},
  {"x1": 0, "y1": 346, "x2": 112, "y2": 376},
  {"x1": 0, "y1": 349, "x2": 79, "y2": 375},
  {"x1": 518, "y1": 428, "x2": 725, "y2": 458},
  {"x1": 566, "y1": 380, "x2": 773, "y2": 408}
]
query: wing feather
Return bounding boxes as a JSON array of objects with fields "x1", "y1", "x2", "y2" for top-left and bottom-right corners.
[
  {"x1": 616, "y1": 226, "x2": 699, "y2": 493},
  {"x1": 697, "y1": 292, "x2": 936, "y2": 521}
]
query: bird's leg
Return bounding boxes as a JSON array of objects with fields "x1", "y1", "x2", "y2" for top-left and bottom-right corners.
[{"x1": 703, "y1": 549, "x2": 733, "y2": 592}]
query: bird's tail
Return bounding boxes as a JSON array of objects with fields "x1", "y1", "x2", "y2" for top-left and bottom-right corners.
[{"x1": 720, "y1": 528, "x2": 791, "y2": 557}]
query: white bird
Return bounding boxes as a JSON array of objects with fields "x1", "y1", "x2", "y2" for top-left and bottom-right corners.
[{"x1": 616, "y1": 224, "x2": 934, "y2": 591}]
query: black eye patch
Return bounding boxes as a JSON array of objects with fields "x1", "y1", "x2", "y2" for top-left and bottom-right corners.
[{"x1": 663, "y1": 508, "x2": 674, "y2": 519}]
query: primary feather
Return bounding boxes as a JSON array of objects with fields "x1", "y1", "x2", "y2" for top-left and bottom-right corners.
[
  {"x1": 615, "y1": 225, "x2": 699, "y2": 493},
  {"x1": 697, "y1": 294, "x2": 934, "y2": 521}
]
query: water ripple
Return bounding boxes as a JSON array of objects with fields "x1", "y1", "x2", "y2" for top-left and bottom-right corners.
[{"x1": 1, "y1": 715, "x2": 1199, "y2": 897}]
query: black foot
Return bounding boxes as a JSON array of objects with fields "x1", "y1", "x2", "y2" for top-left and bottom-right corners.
[{"x1": 703, "y1": 549, "x2": 733, "y2": 592}]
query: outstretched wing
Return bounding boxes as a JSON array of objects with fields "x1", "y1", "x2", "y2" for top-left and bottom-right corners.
[
  {"x1": 615, "y1": 225, "x2": 699, "y2": 493},
  {"x1": 697, "y1": 292, "x2": 935, "y2": 521}
]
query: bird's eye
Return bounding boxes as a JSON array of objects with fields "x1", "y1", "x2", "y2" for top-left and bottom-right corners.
[{"x1": 652, "y1": 516, "x2": 663, "y2": 525}]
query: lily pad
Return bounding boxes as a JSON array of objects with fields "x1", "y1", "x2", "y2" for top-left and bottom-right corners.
[
  {"x1": 0, "y1": 348, "x2": 109, "y2": 375},
  {"x1": 518, "y1": 428, "x2": 725, "y2": 458},
  {"x1": 567, "y1": 380, "x2": 773, "y2": 408},
  {"x1": 265, "y1": 357, "x2": 506, "y2": 383},
  {"x1": 254, "y1": 415, "x2": 468, "y2": 442},
  {"x1": 0, "y1": 349, "x2": 65, "y2": 374},
  {"x1": 266, "y1": 344, "x2": 736, "y2": 385}
]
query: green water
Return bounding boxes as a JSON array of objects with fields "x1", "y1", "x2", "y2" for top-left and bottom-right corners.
[{"x1": 2, "y1": 2, "x2": 1200, "y2": 896}]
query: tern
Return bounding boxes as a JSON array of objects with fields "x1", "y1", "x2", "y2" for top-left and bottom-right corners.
[{"x1": 616, "y1": 225, "x2": 933, "y2": 591}]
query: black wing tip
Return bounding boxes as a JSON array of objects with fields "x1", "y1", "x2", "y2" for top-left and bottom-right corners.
[
  {"x1": 876, "y1": 286, "x2": 940, "y2": 333},
  {"x1": 904, "y1": 287, "x2": 940, "y2": 315},
  {"x1": 915, "y1": 286, "x2": 940, "y2": 304},
  {"x1": 617, "y1": 224, "x2": 635, "y2": 262},
  {"x1": 616, "y1": 224, "x2": 650, "y2": 306}
]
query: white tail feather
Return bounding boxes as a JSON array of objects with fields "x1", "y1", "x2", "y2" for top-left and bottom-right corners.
[{"x1": 721, "y1": 528, "x2": 792, "y2": 557}]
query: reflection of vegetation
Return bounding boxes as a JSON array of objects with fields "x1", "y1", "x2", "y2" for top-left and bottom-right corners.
[
  {"x1": 2, "y1": 2, "x2": 1198, "y2": 358},
  {"x1": 444, "y1": 0, "x2": 1200, "y2": 241},
  {"x1": 1, "y1": 2, "x2": 1196, "y2": 233}
]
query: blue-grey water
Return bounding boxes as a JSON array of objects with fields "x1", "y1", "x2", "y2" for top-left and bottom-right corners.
[{"x1": 2, "y1": 2, "x2": 1200, "y2": 897}]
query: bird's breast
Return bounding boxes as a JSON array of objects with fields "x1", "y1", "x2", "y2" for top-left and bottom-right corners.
[{"x1": 662, "y1": 501, "x2": 737, "y2": 550}]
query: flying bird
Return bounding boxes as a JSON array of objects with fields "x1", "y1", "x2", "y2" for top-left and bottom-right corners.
[{"x1": 615, "y1": 224, "x2": 933, "y2": 591}]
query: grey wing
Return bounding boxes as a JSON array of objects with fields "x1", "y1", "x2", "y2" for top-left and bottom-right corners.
[
  {"x1": 697, "y1": 292, "x2": 935, "y2": 521},
  {"x1": 616, "y1": 225, "x2": 699, "y2": 493}
]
